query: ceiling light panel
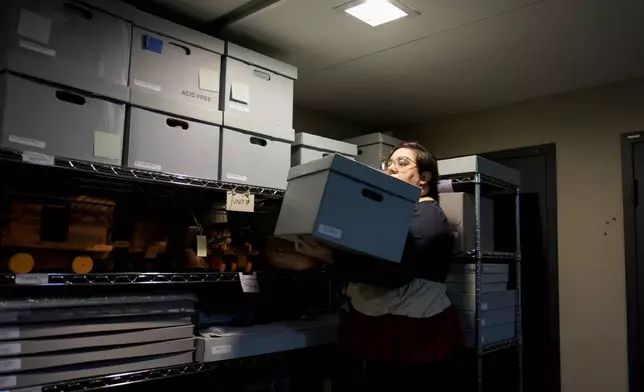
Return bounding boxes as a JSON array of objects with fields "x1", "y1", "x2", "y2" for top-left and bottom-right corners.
[{"x1": 337, "y1": 0, "x2": 420, "y2": 27}]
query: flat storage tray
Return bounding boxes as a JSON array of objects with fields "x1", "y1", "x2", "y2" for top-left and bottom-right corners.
[
  {"x1": 464, "y1": 322, "x2": 516, "y2": 348},
  {"x1": 449, "y1": 263, "x2": 509, "y2": 274},
  {"x1": 438, "y1": 155, "x2": 520, "y2": 187},
  {"x1": 0, "y1": 326, "x2": 194, "y2": 357},
  {"x1": 0, "y1": 315, "x2": 192, "y2": 341},
  {"x1": 448, "y1": 290, "x2": 517, "y2": 311},
  {"x1": 458, "y1": 307, "x2": 517, "y2": 329},
  {"x1": 447, "y1": 282, "x2": 508, "y2": 294},
  {"x1": 0, "y1": 351, "x2": 193, "y2": 390},
  {"x1": 0, "y1": 338, "x2": 194, "y2": 373},
  {"x1": 446, "y1": 273, "x2": 509, "y2": 284}
]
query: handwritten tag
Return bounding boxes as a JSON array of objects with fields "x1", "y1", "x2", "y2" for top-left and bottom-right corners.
[
  {"x1": 438, "y1": 179, "x2": 454, "y2": 193},
  {"x1": 196, "y1": 235, "x2": 207, "y2": 257},
  {"x1": 0, "y1": 328, "x2": 19, "y2": 340},
  {"x1": 0, "y1": 358, "x2": 21, "y2": 372},
  {"x1": 14, "y1": 274, "x2": 48, "y2": 285},
  {"x1": 239, "y1": 273, "x2": 259, "y2": 293},
  {"x1": 226, "y1": 191, "x2": 255, "y2": 212}
]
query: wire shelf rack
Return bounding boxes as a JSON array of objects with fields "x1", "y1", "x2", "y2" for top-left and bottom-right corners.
[
  {"x1": 452, "y1": 251, "x2": 519, "y2": 260},
  {"x1": 441, "y1": 172, "x2": 518, "y2": 192}
]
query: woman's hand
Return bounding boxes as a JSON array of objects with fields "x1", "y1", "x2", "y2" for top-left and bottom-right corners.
[{"x1": 294, "y1": 237, "x2": 335, "y2": 264}]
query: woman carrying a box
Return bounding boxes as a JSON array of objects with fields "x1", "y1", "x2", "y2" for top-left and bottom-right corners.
[{"x1": 317, "y1": 142, "x2": 465, "y2": 391}]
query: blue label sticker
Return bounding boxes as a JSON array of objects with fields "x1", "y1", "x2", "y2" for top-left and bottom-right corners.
[{"x1": 143, "y1": 35, "x2": 163, "y2": 54}]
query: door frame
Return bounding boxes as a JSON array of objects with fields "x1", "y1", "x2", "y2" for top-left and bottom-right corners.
[
  {"x1": 621, "y1": 132, "x2": 642, "y2": 392},
  {"x1": 481, "y1": 144, "x2": 561, "y2": 392}
]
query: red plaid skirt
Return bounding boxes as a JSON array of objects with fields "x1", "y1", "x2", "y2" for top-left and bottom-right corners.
[{"x1": 343, "y1": 305, "x2": 465, "y2": 364}]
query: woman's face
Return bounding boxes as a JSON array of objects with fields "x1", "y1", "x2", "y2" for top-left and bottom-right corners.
[{"x1": 385, "y1": 147, "x2": 422, "y2": 186}]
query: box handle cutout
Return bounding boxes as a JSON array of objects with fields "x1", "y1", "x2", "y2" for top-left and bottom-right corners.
[
  {"x1": 63, "y1": 3, "x2": 93, "y2": 20},
  {"x1": 361, "y1": 189, "x2": 383, "y2": 203},
  {"x1": 253, "y1": 70, "x2": 271, "y2": 81},
  {"x1": 169, "y1": 42, "x2": 191, "y2": 55},
  {"x1": 357, "y1": 149, "x2": 363, "y2": 155},
  {"x1": 55, "y1": 91, "x2": 85, "y2": 106},
  {"x1": 166, "y1": 118, "x2": 189, "y2": 130},
  {"x1": 322, "y1": 153, "x2": 330, "y2": 157},
  {"x1": 250, "y1": 137, "x2": 267, "y2": 147}
]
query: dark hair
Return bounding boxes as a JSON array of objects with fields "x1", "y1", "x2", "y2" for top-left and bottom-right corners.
[{"x1": 388, "y1": 141, "x2": 439, "y2": 199}]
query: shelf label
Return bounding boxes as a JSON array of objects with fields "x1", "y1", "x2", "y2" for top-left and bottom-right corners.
[
  {"x1": 0, "y1": 376, "x2": 17, "y2": 388},
  {"x1": 0, "y1": 343, "x2": 21, "y2": 356},
  {"x1": 438, "y1": 179, "x2": 454, "y2": 193},
  {"x1": 226, "y1": 191, "x2": 254, "y2": 212},
  {"x1": 14, "y1": 274, "x2": 48, "y2": 285},
  {"x1": 0, "y1": 328, "x2": 19, "y2": 340},
  {"x1": 225, "y1": 173, "x2": 248, "y2": 183},
  {"x1": 18, "y1": 40, "x2": 55, "y2": 57},
  {"x1": 239, "y1": 273, "x2": 259, "y2": 293},
  {"x1": 134, "y1": 160, "x2": 162, "y2": 171},
  {"x1": 22, "y1": 151, "x2": 54, "y2": 166},
  {"x1": 0, "y1": 358, "x2": 21, "y2": 372},
  {"x1": 211, "y1": 345, "x2": 232, "y2": 355}
]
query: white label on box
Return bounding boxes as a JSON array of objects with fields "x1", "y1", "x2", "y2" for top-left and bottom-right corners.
[
  {"x1": 239, "y1": 273, "x2": 259, "y2": 293},
  {"x1": 481, "y1": 319, "x2": 486, "y2": 326},
  {"x1": 318, "y1": 224, "x2": 342, "y2": 239},
  {"x1": 481, "y1": 303, "x2": 488, "y2": 311},
  {"x1": 134, "y1": 161, "x2": 162, "y2": 171},
  {"x1": 134, "y1": 79, "x2": 162, "y2": 92},
  {"x1": 226, "y1": 192, "x2": 255, "y2": 213},
  {"x1": 211, "y1": 345, "x2": 232, "y2": 355},
  {"x1": 199, "y1": 69, "x2": 220, "y2": 93},
  {"x1": 19, "y1": 40, "x2": 56, "y2": 57},
  {"x1": 94, "y1": 132, "x2": 121, "y2": 160},
  {"x1": 0, "y1": 343, "x2": 21, "y2": 356},
  {"x1": 196, "y1": 235, "x2": 207, "y2": 257},
  {"x1": 0, "y1": 376, "x2": 17, "y2": 388},
  {"x1": 225, "y1": 173, "x2": 248, "y2": 182},
  {"x1": 438, "y1": 179, "x2": 454, "y2": 193},
  {"x1": 228, "y1": 102, "x2": 250, "y2": 113},
  {"x1": 22, "y1": 151, "x2": 54, "y2": 166},
  {"x1": 230, "y1": 82, "x2": 249, "y2": 104},
  {"x1": 0, "y1": 313, "x2": 17, "y2": 323},
  {"x1": 0, "y1": 329, "x2": 19, "y2": 340},
  {"x1": 14, "y1": 274, "x2": 48, "y2": 285},
  {"x1": 9, "y1": 135, "x2": 45, "y2": 149},
  {"x1": 0, "y1": 358, "x2": 21, "y2": 372},
  {"x1": 18, "y1": 9, "x2": 51, "y2": 44}
]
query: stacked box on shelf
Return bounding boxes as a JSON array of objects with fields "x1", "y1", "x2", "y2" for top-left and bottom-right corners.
[
  {"x1": 439, "y1": 192, "x2": 495, "y2": 253},
  {"x1": 195, "y1": 314, "x2": 338, "y2": 363},
  {"x1": 446, "y1": 263, "x2": 517, "y2": 348},
  {"x1": 0, "y1": 0, "x2": 130, "y2": 165},
  {"x1": 0, "y1": 294, "x2": 196, "y2": 390},
  {"x1": 344, "y1": 133, "x2": 402, "y2": 170},
  {"x1": 222, "y1": 43, "x2": 297, "y2": 189},
  {"x1": 291, "y1": 133, "x2": 358, "y2": 167},
  {"x1": 126, "y1": 16, "x2": 224, "y2": 180}
]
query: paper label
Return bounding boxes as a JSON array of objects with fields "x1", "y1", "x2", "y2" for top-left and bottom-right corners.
[
  {"x1": 22, "y1": 151, "x2": 54, "y2": 166},
  {"x1": 0, "y1": 313, "x2": 17, "y2": 323},
  {"x1": 196, "y1": 235, "x2": 207, "y2": 257},
  {"x1": 94, "y1": 131, "x2": 122, "y2": 160},
  {"x1": 228, "y1": 102, "x2": 250, "y2": 113},
  {"x1": 211, "y1": 345, "x2": 232, "y2": 355},
  {"x1": 239, "y1": 273, "x2": 259, "y2": 293},
  {"x1": 226, "y1": 192, "x2": 255, "y2": 213},
  {"x1": 0, "y1": 329, "x2": 19, "y2": 340},
  {"x1": 482, "y1": 303, "x2": 488, "y2": 311},
  {"x1": 9, "y1": 135, "x2": 45, "y2": 149},
  {"x1": 14, "y1": 273, "x2": 48, "y2": 285},
  {"x1": 481, "y1": 319, "x2": 486, "y2": 326},
  {"x1": 0, "y1": 376, "x2": 17, "y2": 388},
  {"x1": 225, "y1": 173, "x2": 248, "y2": 182},
  {"x1": 318, "y1": 224, "x2": 342, "y2": 239},
  {"x1": 0, "y1": 358, "x2": 21, "y2": 372},
  {"x1": 133, "y1": 79, "x2": 162, "y2": 92},
  {"x1": 19, "y1": 40, "x2": 56, "y2": 57},
  {"x1": 17, "y1": 9, "x2": 51, "y2": 44},
  {"x1": 198, "y1": 69, "x2": 220, "y2": 92},
  {"x1": 438, "y1": 179, "x2": 454, "y2": 193},
  {"x1": 0, "y1": 343, "x2": 21, "y2": 356},
  {"x1": 134, "y1": 161, "x2": 162, "y2": 171}
]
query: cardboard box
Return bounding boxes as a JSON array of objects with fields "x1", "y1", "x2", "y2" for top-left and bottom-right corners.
[
  {"x1": 448, "y1": 290, "x2": 517, "y2": 311},
  {"x1": 292, "y1": 133, "x2": 357, "y2": 167},
  {"x1": 439, "y1": 192, "x2": 495, "y2": 253}
]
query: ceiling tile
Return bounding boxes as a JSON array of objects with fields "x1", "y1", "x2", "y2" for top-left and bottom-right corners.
[{"x1": 141, "y1": 0, "x2": 251, "y2": 22}]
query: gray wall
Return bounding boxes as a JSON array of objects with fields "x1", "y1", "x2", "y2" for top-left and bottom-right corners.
[
  {"x1": 294, "y1": 105, "x2": 371, "y2": 140},
  {"x1": 399, "y1": 77, "x2": 644, "y2": 392}
]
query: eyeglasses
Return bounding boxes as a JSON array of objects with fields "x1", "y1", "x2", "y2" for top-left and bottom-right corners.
[{"x1": 381, "y1": 156, "x2": 417, "y2": 171}]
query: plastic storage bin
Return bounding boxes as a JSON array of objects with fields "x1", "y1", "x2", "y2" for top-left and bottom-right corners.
[
  {"x1": 0, "y1": 0, "x2": 131, "y2": 102},
  {"x1": 0, "y1": 74, "x2": 125, "y2": 165},
  {"x1": 223, "y1": 43, "x2": 297, "y2": 138},
  {"x1": 274, "y1": 154, "x2": 420, "y2": 263},
  {"x1": 439, "y1": 192, "x2": 495, "y2": 253},
  {"x1": 126, "y1": 108, "x2": 220, "y2": 180},
  {"x1": 129, "y1": 26, "x2": 224, "y2": 125},
  {"x1": 438, "y1": 155, "x2": 521, "y2": 187},
  {"x1": 220, "y1": 127, "x2": 293, "y2": 189},
  {"x1": 291, "y1": 133, "x2": 357, "y2": 166},
  {"x1": 344, "y1": 133, "x2": 402, "y2": 169}
]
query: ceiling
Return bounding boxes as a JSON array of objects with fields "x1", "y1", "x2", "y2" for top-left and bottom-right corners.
[{"x1": 134, "y1": 0, "x2": 644, "y2": 127}]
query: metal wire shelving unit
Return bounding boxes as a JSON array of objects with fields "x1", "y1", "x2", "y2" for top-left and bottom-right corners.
[{"x1": 440, "y1": 158, "x2": 522, "y2": 392}]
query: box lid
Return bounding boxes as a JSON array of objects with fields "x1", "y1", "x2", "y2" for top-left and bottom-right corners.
[
  {"x1": 438, "y1": 155, "x2": 521, "y2": 187},
  {"x1": 294, "y1": 133, "x2": 357, "y2": 157},
  {"x1": 287, "y1": 154, "x2": 420, "y2": 202},
  {"x1": 227, "y1": 43, "x2": 298, "y2": 80},
  {"x1": 344, "y1": 133, "x2": 401, "y2": 148}
]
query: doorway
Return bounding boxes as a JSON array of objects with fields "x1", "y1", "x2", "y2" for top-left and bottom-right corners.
[
  {"x1": 620, "y1": 132, "x2": 644, "y2": 392},
  {"x1": 481, "y1": 144, "x2": 560, "y2": 392}
]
